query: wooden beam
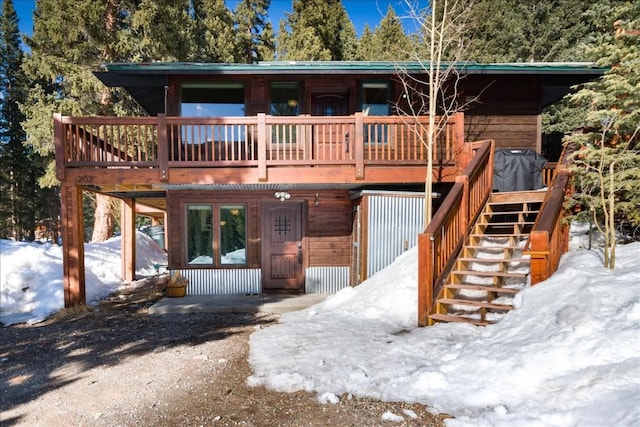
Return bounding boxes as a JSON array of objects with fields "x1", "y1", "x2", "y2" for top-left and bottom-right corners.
[
  {"x1": 61, "y1": 184, "x2": 86, "y2": 307},
  {"x1": 121, "y1": 198, "x2": 136, "y2": 282}
]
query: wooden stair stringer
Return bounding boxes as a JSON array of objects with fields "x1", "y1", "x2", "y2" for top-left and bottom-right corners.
[{"x1": 428, "y1": 191, "x2": 544, "y2": 326}]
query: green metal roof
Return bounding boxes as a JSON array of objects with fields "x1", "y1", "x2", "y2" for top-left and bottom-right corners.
[{"x1": 102, "y1": 60, "x2": 605, "y2": 75}]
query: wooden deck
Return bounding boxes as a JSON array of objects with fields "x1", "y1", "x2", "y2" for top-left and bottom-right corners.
[{"x1": 54, "y1": 113, "x2": 467, "y2": 187}]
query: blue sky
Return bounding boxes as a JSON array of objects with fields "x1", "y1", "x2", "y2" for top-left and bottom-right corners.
[{"x1": 13, "y1": 0, "x2": 426, "y2": 39}]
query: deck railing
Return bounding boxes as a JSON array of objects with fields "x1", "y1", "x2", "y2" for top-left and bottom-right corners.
[
  {"x1": 54, "y1": 112, "x2": 465, "y2": 181},
  {"x1": 525, "y1": 145, "x2": 576, "y2": 285},
  {"x1": 417, "y1": 139, "x2": 495, "y2": 326}
]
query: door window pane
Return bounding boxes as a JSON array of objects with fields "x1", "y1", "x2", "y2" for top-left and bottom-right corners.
[
  {"x1": 219, "y1": 205, "x2": 247, "y2": 265},
  {"x1": 186, "y1": 205, "x2": 213, "y2": 264}
]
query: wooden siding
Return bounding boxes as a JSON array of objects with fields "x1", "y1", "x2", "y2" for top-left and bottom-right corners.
[
  {"x1": 464, "y1": 115, "x2": 540, "y2": 151},
  {"x1": 167, "y1": 190, "x2": 352, "y2": 270}
]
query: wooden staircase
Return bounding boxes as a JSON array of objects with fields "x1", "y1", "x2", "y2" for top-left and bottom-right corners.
[{"x1": 429, "y1": 191, "x2": 545, "y2": 326}]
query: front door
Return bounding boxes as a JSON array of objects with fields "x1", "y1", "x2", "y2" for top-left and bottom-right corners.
[
  {"x1": 262, "y1": 201, "x2": 305, "y2": 292},
  {"x1": 311, "y1": 92, "x2": 350, "y2": 160}
]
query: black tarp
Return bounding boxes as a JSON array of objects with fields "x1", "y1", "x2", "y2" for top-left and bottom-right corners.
[{"x1": 493, "y1": 149, "x2": 547, "y2": 192}]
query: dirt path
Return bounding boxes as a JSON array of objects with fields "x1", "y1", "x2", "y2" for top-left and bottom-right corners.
[{"x1": 1, "y1": 278, "x2": 449, "y2": 426}]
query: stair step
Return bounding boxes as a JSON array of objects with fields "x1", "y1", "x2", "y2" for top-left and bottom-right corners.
[
  {"x1": 458, "y1": 257, "x2": 530, "y2": 264},
  {"x1": 438, "y1": 298, "x2": 514, "y2": 311},
  {"x1": 444, "y1": 283, "x2": 520, "y2": 294},
  {"x1": 481, "y1": 210, "x2": 539, "y2": 216},
  {"x1": 470, "y1": 233, "x2": 529, "y2": 238},
  {"x1": 429, "y1": 313, "x2": 493, "y2": 326},
  {"x1": 451, "y1": 270, "x2": 529, "y2": 278}
]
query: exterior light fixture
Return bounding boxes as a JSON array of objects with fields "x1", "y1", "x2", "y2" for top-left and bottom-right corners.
[{"x1": 275, "y1": 191, "x2": 291, "y2": 201}]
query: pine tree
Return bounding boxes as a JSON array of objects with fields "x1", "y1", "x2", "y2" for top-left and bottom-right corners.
[
  {"x1": 0, "y1": 0, "x2": 54, "y2": 240},
  {"x1": 565, "y1": 2, "x2": 640, "y2": 267},
  {"x1": 191, "y1": 0, "x2": 236, "y2": 62},
  {"x1": 132, "y1": 0, "x2": 193, "y2": 61},
  {"x1": 369, "y1": 5, "x2": 413, "y2": 61},
  {"x1": 233, "y1": 0, "x2": 274, "y2": 63},
  {"x1": 275, "y1": 0, "x2": 356, "y2": 61}
]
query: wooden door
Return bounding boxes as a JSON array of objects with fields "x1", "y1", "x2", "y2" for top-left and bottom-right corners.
[
  {"x1": 262, "y1": 201, "x2": 305, "y2": 292},
  {"x1": 311, "y1": 93, "x2": 350, "y2": 160}
]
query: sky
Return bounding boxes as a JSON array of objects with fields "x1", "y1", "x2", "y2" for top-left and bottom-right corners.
[
  {"x1": 1, "y1": 223, "x2": 639, "y2": 426},
  {"x1": 12, "y1": 0, "x2": 426, "y2": 40}
]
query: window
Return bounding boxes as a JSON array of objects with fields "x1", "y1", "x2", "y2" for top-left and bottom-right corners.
[
  {"x1": 186, "y1": 205, "x2": 213, "y2": 264},
  {"x1": 361, "y1": 81, "x2": 391, "y2": 144},
  {"x1": 219, "y1": 205, "x2": 246, "y2": 265},
  {"x1": 186, "y1": 203, "x2": 247, "y2": 266},
  {"x1": 270, "y1": 82, "x2": 299, "y2": 116},
  {"x1": 180, "y1": 82, "x2": 246, "y2": 145},
  {"x1": 181, "y1": 82, "x2": 245, "y2": 117}
]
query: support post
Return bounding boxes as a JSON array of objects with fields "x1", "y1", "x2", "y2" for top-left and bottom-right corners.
[
  {"x1": 61, "y1": 184, "x2": 86, "y2": 307},
  {"x1": 354, "y1": 112, "x2": 364, "y2": 179},
  {"x1": 53, "y1": 113, "x2": 65, "y2": 181},
  {"x1": 528, "y1": 230, "x2": 550, "y2": 285},
  {"x1": 418, "y1": 232, "x2": 434, "y2": 327},
  {"x1": 121, "y1": 198, "x2": 136, "y2": 282},
  {"x1": 257, "y1": 113, "x2": 267, "y2": 181},
  {"x1": 157, "y1": 113, "x2": 168, "y2": 181}
]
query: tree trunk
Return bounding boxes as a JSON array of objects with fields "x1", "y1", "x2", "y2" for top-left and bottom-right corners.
[{"x1": 91, "y1": 193, "x2": 113, "y2": 242}]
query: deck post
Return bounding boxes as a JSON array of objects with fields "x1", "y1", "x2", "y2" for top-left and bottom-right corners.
[
  {"x1": 121, "y1": 197, "x2": 136, "y2": 282},
  {"x1": 61, "y1": 184, "x2": 86, "y2": 307},
  {"x1": 257, "y1": 113, "x2": 267, "y2": 181},
  {"x1": 528, "y1": 230, "x2": 549, "y2": 285},
  {"x1": 157, "y1": 114, "x2": 168, "y2": 181},
  {"x1": 456, "y1": 174, "x2": 470, "y2": 233},
  {"x1": 354, "y1": 112, "x2": 364, "y2": 179},
  {"x1": 418, "y1": 232, "x2": 434, "y2": 326},
  {"x1": 53, "y1": 113, "x2": 65, "y2": 181}
]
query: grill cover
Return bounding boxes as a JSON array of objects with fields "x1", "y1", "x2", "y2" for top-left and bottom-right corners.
[{"x1": 493, "y1": 149, "x2": 547, "y2": 192}]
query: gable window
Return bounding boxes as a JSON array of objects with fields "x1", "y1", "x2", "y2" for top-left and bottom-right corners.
[
  {"x1": 186, "y1": 203, "x2": 247, "y2": 266},
  {"x1": 361, "y1": 81, "x2": 391, "y2": 144}
]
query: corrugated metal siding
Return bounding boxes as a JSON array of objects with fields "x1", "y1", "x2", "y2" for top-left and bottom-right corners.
[
  {"x1": 367, "y1": 195, "x2": 424, "y2": 278},
  {"x1": 174, "y1": 268, "x2": 261, "y2": 295},
  {"x1": 305, "y1": 267, "x2": 350, "y2": 293}
]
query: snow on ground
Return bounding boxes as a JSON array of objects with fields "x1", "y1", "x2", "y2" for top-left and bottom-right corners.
[
  {"x1": 1, "y1": 223, "x2": 639, "y2": 426},
  {"x1": 0, "y1": 232, "x2": 167, "y2": 325},
  {"x1": 248, "y1": 226, "x2": 640, "y2": 426}
]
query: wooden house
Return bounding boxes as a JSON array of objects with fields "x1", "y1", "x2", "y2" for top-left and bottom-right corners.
[{"x1": 54, "y1": 61, "x2": 603, "y2": 311}]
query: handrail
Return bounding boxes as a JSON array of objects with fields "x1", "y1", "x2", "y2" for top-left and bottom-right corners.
[
  {"x1": 525, "y1": 144, "x2": 576, "y2": 285},
  {"x1": 54, "y1": 112, "x2": 465, "y2": 182},
  {"x1": 417, "y1": 139, "x2": 495, "y2": 326}
]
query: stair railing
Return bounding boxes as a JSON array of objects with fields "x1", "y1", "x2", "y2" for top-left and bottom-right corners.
[
  {"x1": 525, "y1": 144, "x2": 577, "y2": 284},
  {"x1": 418, "y1": 139, "x2": 495, "y2": 326}
]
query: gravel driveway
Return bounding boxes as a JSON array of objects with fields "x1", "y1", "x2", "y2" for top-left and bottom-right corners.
[{"x1": 0, "y1": 277, "x2": 448, "y2": 426}]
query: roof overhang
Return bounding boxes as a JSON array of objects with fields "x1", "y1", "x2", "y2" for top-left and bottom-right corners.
[{"x1": 94, "y1": 61, "x2": 606, "y2": 114}]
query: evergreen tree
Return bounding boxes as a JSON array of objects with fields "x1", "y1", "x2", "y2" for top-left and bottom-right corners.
[
  {"x1": 132, "y1": 0, "x2": 193, "y2": 61},
  {"x1": 565, "y1": 2, "x2": 640, "y2": 265},
  {"x1": 275, "y1": 0, "x2": 356, "y2": 61},
  {"x1": 465, "y1": 0, "x2": 613, "y2": 63},
  {"x1": 354, "y1": 24, "x2": 376, "y2": 60},
  {"x1": 233, "y1": 0, "x2": 274, "y2": 63},
  {"x1": 0, "y1": 0, "x2": 54, "y2": 240},
  {"x1": 369, "y1": 5, "x2": 413, "y2": 60},
  {"x1": 191, "y1": 0, "x2": 236, "y2": 62}
]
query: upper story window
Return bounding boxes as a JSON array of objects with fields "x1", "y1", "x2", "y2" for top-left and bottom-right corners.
[
  {"x1": 361, "y1": 81, "x2": 391, "y2": 116},
  {"x1": 180, "y1": 82, "x2": 245, "y2": 117},
  {"x1": 362, "y1": 81, "x2": 391, "y2": 144},
  {"x1": 270, "y1": 82, "x2": 299, "y2": 116}
]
